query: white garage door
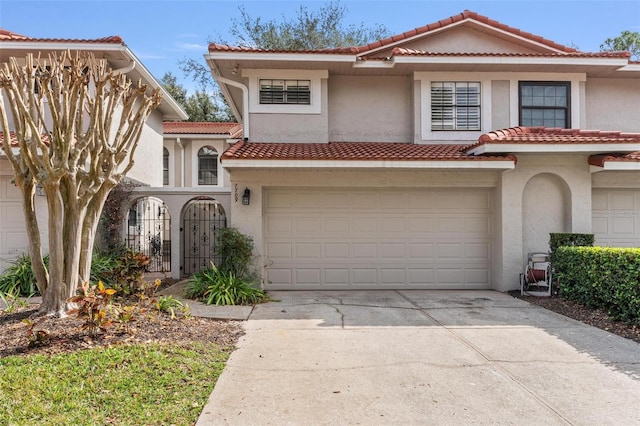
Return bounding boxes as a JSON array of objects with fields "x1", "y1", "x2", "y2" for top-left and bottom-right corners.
[
  {"x1": 0, "y1": 176, "x2": 29, "y2": 273},
  {"x1": 592, "y1": 189, "x2": 640, "y2": 247},
  {"x1": 263, "y1": 188, "x2": 493, "y2": 290}
]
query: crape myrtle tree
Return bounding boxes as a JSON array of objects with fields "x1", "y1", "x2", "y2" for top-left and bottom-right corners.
[{"x1": 0, "y1": 51, "x2": 161, "y2": 316}]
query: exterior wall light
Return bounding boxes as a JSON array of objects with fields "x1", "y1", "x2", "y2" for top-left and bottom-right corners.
[{"x1": 242, "y1": 188, "x2": 251, "y2": 205}]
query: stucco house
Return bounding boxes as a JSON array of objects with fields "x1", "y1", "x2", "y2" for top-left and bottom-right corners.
[
  {"x1": 0, "y1": 29, "x2": 188, "y2": 273},
  {"x1": 129, "y1": 121, "x2": 242, "y2": 277},
  {"x1": 204, "y1": 10, "x2": 640, "y2": 292}
]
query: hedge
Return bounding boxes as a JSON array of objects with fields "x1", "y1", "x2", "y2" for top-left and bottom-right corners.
[{"x1": 554, "y1": 246, "x2": 640, "y2": 325}]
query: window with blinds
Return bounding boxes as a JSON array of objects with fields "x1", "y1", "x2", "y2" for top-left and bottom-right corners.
[
  {"x1": 431, "y1": 82, "x2": 481, "y2": 131},
  {"x1": 259, "y1": 79, "x2": 311, "y2": 104}
]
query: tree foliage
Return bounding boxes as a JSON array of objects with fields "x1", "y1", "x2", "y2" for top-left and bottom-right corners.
[
  {"x1": 178, "y1": 1, "x2": 389, "y2": 122},
  {"x1": 161, "y1": 72, "x2": 232, "y2": 122},
  {"x1": 0, "y1": 51, "x2": 161, "y2": 315},
  {"x1": 229, "y1": 0, "x2": 390, "y2": 49},
  {"x1": 600, "y1": 30, "x2": 640, "y2": 61}
]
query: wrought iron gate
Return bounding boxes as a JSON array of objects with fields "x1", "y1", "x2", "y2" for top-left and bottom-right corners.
[
  {"x1": 182, "y1": 198, "x2": 227, "y2": 276},
  {"x1": 126, "y1": 197, "x2": 171, "y2": 272}
]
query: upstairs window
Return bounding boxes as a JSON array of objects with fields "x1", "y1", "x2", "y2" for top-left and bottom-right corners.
[
  {"x1": 198, "y1": 146, "x2": 218, "y2": 185},
  {"x1": 260, "y1": 79, "x2": 311, "y2": 105},
  {"x1": 431, "y1": 82, "x2": 481, "y2": 131},
  {"x1": 519, "y1": 82, "x2": 570, "y2": 128},
  {"x1": 162, "y1": 147, "x2": 169, "y2": 186}
]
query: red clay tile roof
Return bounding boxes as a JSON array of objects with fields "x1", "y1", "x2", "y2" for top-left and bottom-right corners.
[
  {"x1": 209, "y1": 10, "x2": 581, "y2": 56},
  {"x1": 389, "y1": 47, "x2": 630, "y2": 59},
  {"x1": 0, "y1": 132, "x2": 51, "y2": 148},
  {"x1": 467, "y1": 127, "x2": 640, "y2": 150},
  {"x1": 353, "y1": 10, "x2": 579, "y2": 55},
  {"x1": 222, "y1": 141, "x2": 514, "y2": 162},
  {"x1": 589, "y1": 152, "x2": 640, "y2": 167},
  {"x1": 163, "y1": 122, "x2": 243, "y2": 138},
  {"x1": 0, "y1": 28, "x2": 123, "y2": 44},
  {"x1": 0, "y1": 29, "x2": 29, "y2": 40}
]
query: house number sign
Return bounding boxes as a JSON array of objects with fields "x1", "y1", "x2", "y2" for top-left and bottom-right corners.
[{"x1": 234, "y1": 183, "x2": 238, "y2": 203}]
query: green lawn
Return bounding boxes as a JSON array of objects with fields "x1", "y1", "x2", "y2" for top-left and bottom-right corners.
[{"x1": 0, "y1": 343, "x2": 230, "y2": 425}]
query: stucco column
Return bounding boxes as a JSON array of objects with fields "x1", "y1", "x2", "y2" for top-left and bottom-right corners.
[
  {"x1": 496, "y1": 169, "x2": 523, "y2": 292},
  {"x1": 229, "y1": 173, "x2": 265, "y2": 287}
]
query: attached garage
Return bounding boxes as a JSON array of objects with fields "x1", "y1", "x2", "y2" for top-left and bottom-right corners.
[
  {"x1": 592, "y1": 189, "x2": 640, "y2": 247},
  {"x1": 263, "y1": 187, "x2": 493, "y2": 290},
  {"x1": 0, "y1": 175, "x2": 29, "y2": 272}
]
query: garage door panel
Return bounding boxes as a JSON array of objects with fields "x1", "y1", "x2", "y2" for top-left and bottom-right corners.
[
  {"x1": 593, "y1": 189, "x2": 640, "y2": 247},
  {"x1": 264, "y1": 188, "x2": 492, "y2": 289}
]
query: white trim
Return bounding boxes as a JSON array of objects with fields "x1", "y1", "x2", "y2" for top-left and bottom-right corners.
[
  {"x1": 418, "y1": 73, "x2": 492, "y2": 141},
  {"x1": 222, "y1": 159, "x2": 515, "y2": 169},
  {"x1": 395, "y1": 56, "x2": 626, "y2": 67},
  {"x1": 467, "y1": 143, "x2": 640, "y2": 155},
  {"x1": 243, "y1": 69, "x2": 327, "y2": 115},
  {"x1": 597, "y1": 161, "x2": 640, "y2": 171},
  {"x1": 206, "y1": 52, "x2": 353, "y2": 63},
  {"x1": 507, "y1": 74, "x2": 586, "y2": 128}
]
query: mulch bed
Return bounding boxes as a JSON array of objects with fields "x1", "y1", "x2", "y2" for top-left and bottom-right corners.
[{"x1": 509, "y1": 291, "x2": 640, "y2": 344}]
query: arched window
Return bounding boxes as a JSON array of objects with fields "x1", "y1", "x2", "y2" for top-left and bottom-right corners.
[
  {"x1": 198, "y1": 146, "x2": 218, "y2": 185},
  {"x1": 163, "y1": 147, "x2": 169, "y2": 186}
]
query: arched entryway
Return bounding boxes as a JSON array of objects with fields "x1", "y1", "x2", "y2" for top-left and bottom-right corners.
[
  {"x1": 181, "y1": 197, "x2": 227, "y2": 276},
  {"x1": 126, "y1": 197, "x2": 171, "y2": 272},
  {"x1": 522, "y1": 173, "x2": 571, "y2": 258}
]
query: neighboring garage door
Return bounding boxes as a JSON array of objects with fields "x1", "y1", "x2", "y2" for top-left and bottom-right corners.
[
  {"x1": 592, "y1": 189, "x2": 640, "y2": 247},
  {"x1": 263, "y1": 188, "x2": 493, "y2": 290},
  {"x1": 0, "y1": 176, "x2": 29, "y2": 273}
]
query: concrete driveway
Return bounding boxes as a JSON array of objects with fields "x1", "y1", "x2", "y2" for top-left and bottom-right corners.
[{"x1": 197, "y1": 290, "x2": 640, "y2": 425}]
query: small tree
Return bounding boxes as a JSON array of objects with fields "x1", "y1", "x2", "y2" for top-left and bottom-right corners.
[
  {"x1": 600, "y1": 30, "x2": 640, "y2": 61},
  {"x1": 0, "y1": 51, "x2": 161, "y2": 316}
]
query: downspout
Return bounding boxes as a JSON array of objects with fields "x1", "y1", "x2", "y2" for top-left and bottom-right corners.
[
  {"x1": 176, "y1": 138, "x2": 185, "y2": 187},
  {"x1": 211, "y1": 62, "x2": 249, "y2": 140},
  {"x1": 113, "y1": 61, "x2": 136, "y2": 74}
]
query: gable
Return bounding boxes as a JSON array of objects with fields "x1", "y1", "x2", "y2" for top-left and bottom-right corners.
[{"x1": 368, "y1": 24, "x2": 544, "y2": 58}]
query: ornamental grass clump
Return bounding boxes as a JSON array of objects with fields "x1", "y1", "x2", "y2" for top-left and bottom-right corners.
[{"x1": 189, "y1": 263, "x2": 267, "y2": 306}]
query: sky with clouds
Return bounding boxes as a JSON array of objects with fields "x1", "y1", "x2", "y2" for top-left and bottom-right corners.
[{"x1": 2, "y1": 0, "x2": 639, "y2": 93}]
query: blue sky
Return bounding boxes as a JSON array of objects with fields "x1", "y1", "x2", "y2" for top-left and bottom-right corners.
[{"x1": 2, "y1": 0, "x2": 639, "y2": 92}]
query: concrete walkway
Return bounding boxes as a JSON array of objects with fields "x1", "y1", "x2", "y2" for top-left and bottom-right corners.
[{"x1": 196, "y1": 290, "x2": 640, "y2": 425}]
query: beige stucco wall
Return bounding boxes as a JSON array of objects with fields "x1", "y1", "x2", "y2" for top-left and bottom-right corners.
[
  {"x1": 165, "y1": 138, "x2": 230, "y2": 189},
  {"x1": 495, "y1": 154, "x2": 593, "y2": 291},
  {"x1": 328, "y1": 76, "x2": 413, "y2": 142},
  {"x1": 248, "y1": 79, "x2": 329, "y2": 143},
  {"x1": 491, "y1": 80, "x2": 511, "y2": 130},
  {"x1": 126, "y1": 109, "x2": 164, "y2": 186},
  {"x1": 592, "y1": 171, "x2": 640, "y2": 188},
  {"x1": 585, "y1": 78, "x2": 640, "y2": 132}
]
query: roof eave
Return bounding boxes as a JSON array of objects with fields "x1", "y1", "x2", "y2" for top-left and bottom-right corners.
[
  {"x1": 221, "y1": 159, "x2": 516, "y2": 170},
  {"x1": 467, "y1": 143, "x2": 640, "y2": 155},
  {"x1": 205, "y1": 52, "x2": 356, "y2": 63}
]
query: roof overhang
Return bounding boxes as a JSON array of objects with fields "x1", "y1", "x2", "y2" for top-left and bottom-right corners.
[
  {"x1": 0, "y1": 41, "x2": 188, "y2": 121},
  {"x1": 467, "y1": 143, "x2": 640, "y2": 155},
  {"x1": 221, "y1": 158, "x2": 515, "y2": 170},
  {"x1": 205, "y1": 52, "x2": 355, "y2": 63}
]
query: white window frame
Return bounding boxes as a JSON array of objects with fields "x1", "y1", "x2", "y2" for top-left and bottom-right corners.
[
  {"x1": 243, "y1": 69, "x2": 327, "y2": 114},
  {"x1": 418, "y1": 73, "x2": 491, "y2": 141},
  {"x1": 431, "y1": 81, "x2": 482, "y2": 131},
  {"x1": 191, "y1": 140, "x2": 225, "y2": 188}
]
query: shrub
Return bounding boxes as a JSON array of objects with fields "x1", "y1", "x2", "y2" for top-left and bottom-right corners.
[
  {"x1": 554, "y1": 246, "x2": 640, "y2": 324},
  {"x1": 549, "y1": 233, "x2": 594, "y2": 265},
  {"x1": 217, "y1": 227, "x2": 255, "y2": 279},
  {"x1": 0, "y1": 254, "x2": 49, "y2": 295}
]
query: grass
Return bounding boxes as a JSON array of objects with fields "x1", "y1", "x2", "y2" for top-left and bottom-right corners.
[{"x1": 0, "y1": 343, "x2": 230, "y2": 425}]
